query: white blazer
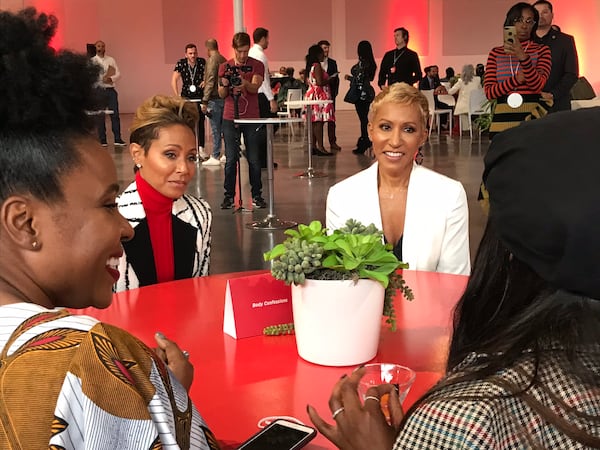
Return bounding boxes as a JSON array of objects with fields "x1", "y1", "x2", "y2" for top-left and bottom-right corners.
[{"x1": 326, "y1": 162, "x2": 470, "y2": 275}]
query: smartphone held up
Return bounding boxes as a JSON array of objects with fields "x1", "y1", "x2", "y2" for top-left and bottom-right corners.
[{"x1": 503, "y1": 26, "x2": 517, "y2": 46}]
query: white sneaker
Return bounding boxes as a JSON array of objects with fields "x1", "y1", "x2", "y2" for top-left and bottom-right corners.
[
  {"x1": 198, "y1": 146, "x2": 208, "y2": 160},
  {"x1": 202, "y1": 156, "x2": 221, "y2": 166},
  {"x1": 219, "y1": 154, "x2": 226, "y2": 163}
]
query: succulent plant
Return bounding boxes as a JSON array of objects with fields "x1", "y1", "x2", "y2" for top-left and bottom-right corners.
[
  {"x1": 263, "y1": 323, "x2": 295, "y2": 336},
  {"x1": 264, "y1": 219, "x2": 414, "y2": 330}
]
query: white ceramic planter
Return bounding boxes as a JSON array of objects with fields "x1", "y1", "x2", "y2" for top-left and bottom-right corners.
[{"x1": 291, "y1": 278, "x2": 385, "y2": 366}]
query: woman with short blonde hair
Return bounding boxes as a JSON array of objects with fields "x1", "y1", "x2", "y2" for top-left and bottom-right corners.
[{"x1": 327, "y1": 82, "x2": 470, "y2": 275}]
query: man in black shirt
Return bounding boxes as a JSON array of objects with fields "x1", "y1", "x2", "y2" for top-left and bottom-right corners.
[
  {"x1": 378, "y1": 27, "x2": 421, "y2": 89},
  {"x1": 172, "y1": 43, "x2": 207, "y2": 154},
  {"x1": 533, "y1": 0, "x2": 579, "y2": 112}
]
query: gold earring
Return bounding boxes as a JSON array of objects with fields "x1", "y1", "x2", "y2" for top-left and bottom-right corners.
[{"x1": 32, "y1": 241, "x2": 38, "y2": 249}]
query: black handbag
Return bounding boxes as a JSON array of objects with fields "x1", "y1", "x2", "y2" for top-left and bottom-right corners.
[
  {"x1": 344, "y1": 81, "x2": 361, "y2": 104},
  {"x1": 362, "y1": 84, "x2": 375, "y2": 102}
]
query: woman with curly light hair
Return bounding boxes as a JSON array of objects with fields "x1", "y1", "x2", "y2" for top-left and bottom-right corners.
[{"x1": 115, "y1": 95, "x2": 212, "y2": 292}]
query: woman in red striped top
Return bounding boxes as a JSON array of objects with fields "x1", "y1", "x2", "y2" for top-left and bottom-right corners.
[{"x1": 484, "y1": 2, "x2": 552, "y2": 136}]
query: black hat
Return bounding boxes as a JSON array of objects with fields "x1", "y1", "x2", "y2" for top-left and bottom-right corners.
[{"x1": 483, "y1": 107, "x2": 600, "y2": 299}]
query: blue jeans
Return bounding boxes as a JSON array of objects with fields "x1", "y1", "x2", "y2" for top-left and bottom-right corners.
[
  {"x1": 96, "y1": 87, "x2": 122, "y2": 142},
  {"x1": 222, "y1": 120, "x2": 262, "y2": 199},
  {"x1": 207, "y1": 98, "x2": 224, "y2": 158}
]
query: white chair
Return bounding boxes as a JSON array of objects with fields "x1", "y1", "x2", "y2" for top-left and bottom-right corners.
[
  {"x1": 459, "y1": 88, "x2": 489, "y2": 139},
  {"x1": 277, "y1": 88, "x2": 303, "y2": 137},
  {"x1": 422, "y1": 89, "x2": 453, "y2": 137}
]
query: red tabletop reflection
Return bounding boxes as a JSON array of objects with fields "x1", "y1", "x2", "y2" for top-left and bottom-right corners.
[{"x1": 73, "y1": 270, "x2": 467, "y2": 449}]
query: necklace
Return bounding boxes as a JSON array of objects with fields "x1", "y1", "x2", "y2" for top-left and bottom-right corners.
[
  {"x1": 509, "y1": 41, "x2": 531, "y2": 77},
  {"x1": 379, "y1": 186, "x2": 408, "y2": 200},
  {"x1": 507, "y1": 41, "x2": 531, "y2": 108},
  {"x1": 187, "y1": 61, "x2": 198, "y2": 92},
  {"x1": 393, "y1": 48, "x2": 406, "y2": 65}
]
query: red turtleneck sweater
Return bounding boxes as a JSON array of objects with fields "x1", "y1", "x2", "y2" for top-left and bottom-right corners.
[{"x1": 136, "y1": 172, "x2": 175, "y2": 283}]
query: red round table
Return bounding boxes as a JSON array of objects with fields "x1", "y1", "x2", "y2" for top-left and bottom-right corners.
[{"x1": 74, "y1": 270, "x2": 467, "y2": 449}]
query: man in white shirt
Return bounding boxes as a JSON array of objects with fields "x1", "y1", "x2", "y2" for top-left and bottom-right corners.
[
  {"x1": 91, "y1": 40, "x2": 125, "y2": 146},
  {"x1": 249, "y1": 27, "x2": 278, "y2": 169}
]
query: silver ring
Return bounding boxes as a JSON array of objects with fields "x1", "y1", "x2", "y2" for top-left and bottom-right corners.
[
  {"x1": 182, "y1": 350, "x2": 190, "y2": 359},
  {"x1": 364, "y1": 395, "x2": 380, "y2": 403},
  {"x1": 331, "y1": 407, "x2": 345, "y2": 420}
]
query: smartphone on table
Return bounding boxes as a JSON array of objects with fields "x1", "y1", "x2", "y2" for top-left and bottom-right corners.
[
  {"x1": 503, "y1": 26, "x2": 516, "y2": 45},
  {"x1": 237, "y1": 419, "x2": 316, "y2": 450}
]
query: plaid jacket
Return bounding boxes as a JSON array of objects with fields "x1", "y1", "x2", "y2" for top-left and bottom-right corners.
[{"x1": 395, "y1": 349, "x2": 600, "y2": 449}]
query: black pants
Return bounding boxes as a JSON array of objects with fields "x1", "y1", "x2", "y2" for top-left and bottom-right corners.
[
  {"x1": 257, "y1": 93, "x2": 277, "y2": 168},
  {"x1": 192, "y1": 101, "x2": 206, "y2": 148},
  {"x1": 355, "y1": 99, "x2": 371, "y2": 140},
  {"x1": 434, "y1": 97, "x2": 452, "y2": 127},
  {"x1": 94, "y1": 87, "x2": 122, "y2": 142}
]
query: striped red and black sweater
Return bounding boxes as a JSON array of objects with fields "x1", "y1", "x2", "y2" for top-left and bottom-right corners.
[{"x1": 484, "y1": 40, "x2": 551, "y2": 99}]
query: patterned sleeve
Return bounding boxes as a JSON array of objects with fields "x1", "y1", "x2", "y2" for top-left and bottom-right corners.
[
  {"x1": 49, "y1": 323, "x2": 219, "y2": 449},
  {"x1": 394, "y1": 397, "x2": 498, "y2": 449},
  {"x1": 174, "y1": 59, "x2": 183, "y2": 74},
  {"x1": 187, "y1": 195, "x2": 212, "y2": 277},
  {"x1": 520, "y1": 44, "x2": 551, "y2": 93}
]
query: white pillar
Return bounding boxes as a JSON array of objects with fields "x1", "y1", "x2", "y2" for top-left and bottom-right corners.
[{"x1": 233, "y1": 0, "x2": 245, "y2": 33}]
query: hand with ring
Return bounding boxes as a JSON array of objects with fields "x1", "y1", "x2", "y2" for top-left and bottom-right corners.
[
  {"x1": 307, "y1": 367, "x2": 403, "y2": 450},
  {"x1": 154, "y1": 332, "x2": 194, "y2": 392}
]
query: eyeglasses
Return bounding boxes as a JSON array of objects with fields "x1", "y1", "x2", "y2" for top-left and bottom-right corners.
[{"x1": 513, "y1": 17, "x2": 536, "y2": 25}]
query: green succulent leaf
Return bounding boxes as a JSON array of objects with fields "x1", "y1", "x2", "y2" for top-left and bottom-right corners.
[{"x1": 264, "y1": 219, "x2": 414, "y2": 329}]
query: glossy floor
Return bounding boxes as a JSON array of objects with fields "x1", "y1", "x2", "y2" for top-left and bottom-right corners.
[{"x1": 108, "y1": 110, "x2": 488, "y2": 274}]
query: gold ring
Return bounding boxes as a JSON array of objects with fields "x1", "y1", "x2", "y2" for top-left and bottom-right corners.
[
  {"x1": 364, "y1": 395, "x2": 380, "y2": 403},
  {"x1": 331, "y1": 407, "x2": 345, "y2": 420}
]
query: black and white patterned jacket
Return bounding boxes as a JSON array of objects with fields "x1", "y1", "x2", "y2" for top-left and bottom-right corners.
[{"x1": 114, "y1": 180, "x2": 212, "y2": 292}]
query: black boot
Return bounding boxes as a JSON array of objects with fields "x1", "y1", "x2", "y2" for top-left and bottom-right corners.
[{"x1": 352, "y1": 137, "x2": 371, "y2": 155}]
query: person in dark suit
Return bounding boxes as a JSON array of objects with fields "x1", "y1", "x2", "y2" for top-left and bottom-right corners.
[
  {"x1": 533, "y1": 0, "x2": 579, "y2": 112},
  {"x1": 418, "y1": 65, "x2": 442, "y2": 91},
  {"x1": 378, "y1": 27, "x2": 422, "y2": 89},
  {"x1": 319, "y1": 40, "x2": 341, "y2": 151},
  {"x1": 419, "y1": 65, "x2": 451, "y2": 128}
]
